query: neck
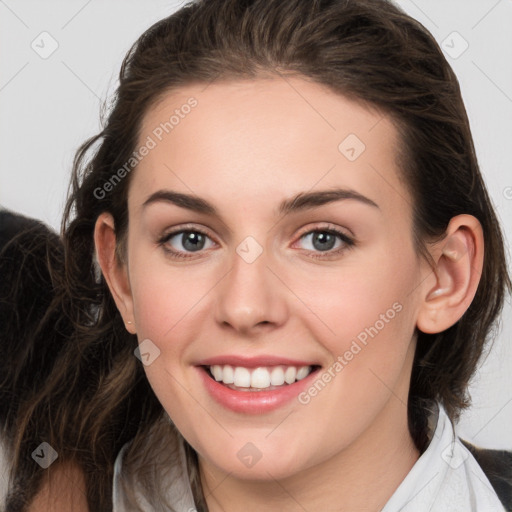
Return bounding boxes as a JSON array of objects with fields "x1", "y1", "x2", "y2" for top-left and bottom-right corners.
[{"x1": 199, "y1": 399, "x2": 420, "y2": 512}]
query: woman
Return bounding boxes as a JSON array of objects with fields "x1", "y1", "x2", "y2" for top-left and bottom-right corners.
[
  {"x1": 0, "y1": 210, "x2": 88, "y2": 511},
  {"x1": 4, "y1": 0, "x2": 511, "y2": 510}
]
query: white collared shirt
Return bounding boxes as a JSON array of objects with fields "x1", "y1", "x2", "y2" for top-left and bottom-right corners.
[
  {"x1": 381, "y1": 402, "x2": 506, "y2": 511},
  {"x1": 112, "y1": 402, "x2": 506, "y2": 511},
  {"x1": 0, "y1": 403, "x2": 505, "y2": 510}
]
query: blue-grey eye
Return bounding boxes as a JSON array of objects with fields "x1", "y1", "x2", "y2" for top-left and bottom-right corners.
[
  {"x1": 167, "y1": 231, "x2": 214, "y2": 253},
  {"x1": 299, "y1": 230, "x2": 349, "y2": 252}
]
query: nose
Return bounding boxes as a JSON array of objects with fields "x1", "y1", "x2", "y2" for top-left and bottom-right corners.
[{"x1": 214, "y1": 245, "x2": 288, "y2": 336}]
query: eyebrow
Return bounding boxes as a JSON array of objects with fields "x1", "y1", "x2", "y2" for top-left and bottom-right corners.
[{"x1": 142, "y1": 187, "x2": 379, "y2": 217}]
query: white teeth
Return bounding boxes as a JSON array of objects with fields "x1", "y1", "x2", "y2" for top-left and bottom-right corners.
[
  {"x1": 284, "y1": 366, "x2": 297, "y2": 384},
  {"x1": 251, "y1": 367, "x2": 271, "y2": 388},
  {"x1": 233, "y1": 367, "x2": 251, "y2": 387},
  {"x1": 208, "y1": 364, "x2": 314, "y2": 389},
  {"x1": 222, "y1": 364, "x2": 234, "y2": 384},
  {"x1": 270, "y1": 366, "x2": 285, "y2": 386},
  {"x1": 212, "y1": 365, "x2": 223, "y2": 381},
  {"x1": 296, "y1": 366, "x2": 310, "y2": 380}
]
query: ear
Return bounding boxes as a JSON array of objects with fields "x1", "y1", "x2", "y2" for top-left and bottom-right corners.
[
  {"x1": 416, "y1": 214, "x2": 484, "y2": 334},
  {"x1": 94, "y1": 212, "x2": 136, "y2": 334}
]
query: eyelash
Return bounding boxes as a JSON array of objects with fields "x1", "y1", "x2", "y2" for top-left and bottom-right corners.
[{"x1": 157, "y1": 224, "x2": 355, "y2": 260}]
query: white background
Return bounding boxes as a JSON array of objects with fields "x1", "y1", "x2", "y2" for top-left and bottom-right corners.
[{"x1": 0, "y1": 0, "x2": 511, "y2": 449}]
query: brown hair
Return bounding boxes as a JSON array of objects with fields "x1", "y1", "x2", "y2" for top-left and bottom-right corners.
[
  {"x1": 0, "y1": 212, "x2": 83, "y2": 510},
  {"x1": 7, "y1": 0, "x2": 511, "y2": 509}
]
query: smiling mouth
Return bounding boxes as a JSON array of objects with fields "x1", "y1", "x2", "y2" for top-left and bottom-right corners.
[{"x1": 204, "y1": 364, "x2": 321, "y2": 392}]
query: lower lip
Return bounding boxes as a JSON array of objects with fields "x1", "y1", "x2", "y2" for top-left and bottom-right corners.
[{"x1": 197, "y1": 366, "x2": 319, "y2": 414}]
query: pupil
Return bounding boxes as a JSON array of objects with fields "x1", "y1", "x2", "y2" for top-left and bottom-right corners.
[
  {"x1": 183, "y1": 232, "x2": 205, "y2": 251},
  {"x1": 313, "y1": 232, "x2": 335, "y2": 251}
]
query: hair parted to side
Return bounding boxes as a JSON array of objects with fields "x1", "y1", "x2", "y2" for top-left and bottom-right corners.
[{"x1": 48, "y1": 0, "x2": 510, "y2": 509}]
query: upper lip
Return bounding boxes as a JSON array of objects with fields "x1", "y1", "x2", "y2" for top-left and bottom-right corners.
[{"x1": 196, "y1": 355, "x2": 319, "y2": 368}]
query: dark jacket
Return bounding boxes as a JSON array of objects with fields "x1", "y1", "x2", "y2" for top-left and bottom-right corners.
[{"x1": 461, "y1": 439, "x2": 512, "y2": 511}]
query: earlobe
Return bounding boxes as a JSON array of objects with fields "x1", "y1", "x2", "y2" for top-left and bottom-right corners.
[
  {"x1": 94, "y1": 213, "x2": 137, "y2": 334},
  {"x1": 417, "y1": 215, "x2": 484, "y2": 335}
]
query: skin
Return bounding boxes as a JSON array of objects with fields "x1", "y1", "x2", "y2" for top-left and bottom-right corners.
[{"x1": 95, "y1": 76, "x2": 483, "y2": 511}]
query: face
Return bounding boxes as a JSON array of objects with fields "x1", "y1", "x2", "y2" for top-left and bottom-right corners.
[{"x1": 109, "y1": 77, "x2": 432, "y2": 481}]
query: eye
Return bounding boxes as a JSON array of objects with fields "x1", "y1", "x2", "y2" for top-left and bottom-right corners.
[
  {"x1": 158, "y1": 224, "x2": 355, "y2": 260},
  {"x1": 158, "y1": 228, "x2": 215, "y2": 259},
  {"x1": 296, "y1": 226, "x2": 355, "y2": 258}
]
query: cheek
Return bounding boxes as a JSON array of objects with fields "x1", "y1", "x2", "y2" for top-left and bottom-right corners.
[
  {"x1": 289, "y1": 249, "x2": 421, "y2": 427},
  {"x1": 127, "y1": 263, "x2": 208, "y2": 416},
  {"x1": 285, "y1": 254, "x2": 419, "y2": 452},
  {"x1": 129, "y1": 251, "x2": 211, "y2": 341},
  {"x1": 294, "y1": 245, "x2": 419, "y2": 355},
  {"x1": 127, "y1": 256, "x2": 220, "y2": 406}
]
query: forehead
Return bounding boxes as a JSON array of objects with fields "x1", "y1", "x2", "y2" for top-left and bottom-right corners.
[{"x1": 132, "y1": 76, "x2": 410, "y2": 220}]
